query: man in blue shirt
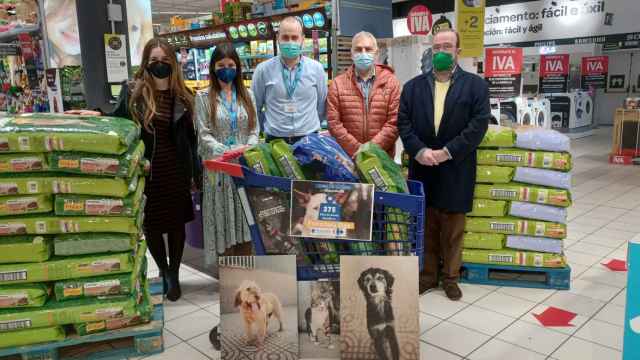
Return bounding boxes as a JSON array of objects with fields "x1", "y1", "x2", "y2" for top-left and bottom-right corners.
[{"x1": 252, "y1": 16, "x2": 327, "y2": 144}]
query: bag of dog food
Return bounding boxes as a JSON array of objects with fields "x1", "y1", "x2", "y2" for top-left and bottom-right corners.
[
  {"x1": 54, "y1": 178, "x2": 145, "y2": 217},
  {"x1": 479, "y1": 125, "x2": 516, "y2": 148},
  {"x1": 243, "y1": 143, "x2": 281, "y2": 176},
  {"x1": 292, "y1": 133, "x2": 359, "y2": 182},
  {"x1": 48, "y1": 141, "x2": 145, "y2": 178},
  {"x1": 513, "y1": 167, "x2": 572, "y2": 190},
  {"x1": 468, "y1": 199, "x2": 508, "y2": 217},
  {"x1": 509, "y1": 201, "x2": 568, "y2": 224},
  {"x1": 462, "y1": 248, "x2": 567, "y2": 268},
  {"x1": 0, "y1": 326, "x2": 65, "y2": 348},
  {"x1": 515, "y1": 128, "x2": 570, "y2": 152},
  {"x1": 270, "y1": 139, "x2": 305, "y2": 180},
  {"x1": 0, "y1": 284, "x2": 50, "y2": 309},
  {"x1": 476, "y1": 166, "x2": 514, "y2": 184},
  {"x1": 506, "y1": 235, "x2": 564, "y2": 254},
  {"x1": 463, "y1": 233, "x2": 505, "y2": 250},
  {"x1": 0, "y1": 153, "x2": 47, "y2": 173},
  {"x1": 0, "y1": 114, "x2": 140, "y2": 155},
  {"x1": 475, "y1": 184, "x2": 571, "y2": 207},
  {"x1": 54, "y1": 233, "x2": 138, "y2": 256},
  {"x1": 0, "y1": 194, "x2": 52, "y2": 217},
  {"x1": 0, "y1": 213, "x2": 141, "y2": 236},
  {"x1": 465, "y1": 217, "x2": 567, "y2": 239},
  {"x1": 0, "y1": 236, "x2": 52, "y2": 263},
  {"x1": 478, "y1": 149, "x2": 572, "y2": 171},
  {"x1": 0, "y1": 172, "x2": 140, "y2": 198}
]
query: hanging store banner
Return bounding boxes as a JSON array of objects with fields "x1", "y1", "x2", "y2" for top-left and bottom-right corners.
[
  {"x1": 484, "y1": 47, "x2": 523, "y2": 98},
  {"x1": 104, "y1": 34, "x2": 129, "y2": 83},
  {"x1": 456, "y1": 0, "x2": 485, "y2": 57},
  {"x1": 581, "y1": 55, "x2": 608, "y2": 90},
  {"x1": 407, "y1": 5, "x2": 433, "y2": 35},
  {"x1": 539, "y1": 54, "x2": 569, "y2": 94}
]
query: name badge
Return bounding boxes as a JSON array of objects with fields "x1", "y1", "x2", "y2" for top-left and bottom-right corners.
[{"x1": 284, "y1": 102, "x2": 297, "y2": 113}]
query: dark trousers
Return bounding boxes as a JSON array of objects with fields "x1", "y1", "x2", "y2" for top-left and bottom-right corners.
[
  {"x1": 421, "y1": 207, "x2": 466, "y2": 285},
  {"x1": 265, "y1": 131, "x2": 318, "y2": 145},
  {"x1": 146, "y1": 229, "x2": 186, "y2": 272}
]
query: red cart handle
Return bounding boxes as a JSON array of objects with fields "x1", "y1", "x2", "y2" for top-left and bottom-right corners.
[{"x1": 203, "y1": 146, "x2": 249, "y2": 178}]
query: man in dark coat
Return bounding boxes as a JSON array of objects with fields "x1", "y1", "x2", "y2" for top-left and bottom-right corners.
[{"x1": 398, "y1": 29, "x2": 490, "y2": 300}]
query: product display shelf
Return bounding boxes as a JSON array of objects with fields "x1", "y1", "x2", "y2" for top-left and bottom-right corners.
[{"x1": 0, "y1": 280, "x2": 164, "y2": 360}]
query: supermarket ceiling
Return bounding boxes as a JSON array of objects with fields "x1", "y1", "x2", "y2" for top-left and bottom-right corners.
[{"x1": 151, "y1": 0, "x2": 219, "y2": 25}]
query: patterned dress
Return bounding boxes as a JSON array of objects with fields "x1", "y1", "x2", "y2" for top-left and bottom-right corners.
[{"x1": 195, "y1": 88, "x2": 259, "y2": 268}]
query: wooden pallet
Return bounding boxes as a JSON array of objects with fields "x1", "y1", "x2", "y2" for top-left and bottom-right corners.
[
  {"x1": 0, "y1": 280, "x2": 164, "y2": 360},
  {"x1": 460, "y1": 263, "x2": 571, "y2": 290}
]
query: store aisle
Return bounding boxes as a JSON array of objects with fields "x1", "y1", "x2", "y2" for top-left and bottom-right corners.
[{"x1": 139, "y1": 127, "x2": 634, "y2": 360}]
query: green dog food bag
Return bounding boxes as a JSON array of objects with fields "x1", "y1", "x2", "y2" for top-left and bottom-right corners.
[
  {"x1": 463, "y1": 233, "x2": 505, "y2": 250},
  {"x1": 270, "y1": 139, "x2": 305, "y2": 179},
  {"x1": 465, "y1": 217, "x2": 567, "y2": 239},
  {"x1": 0, "y1": 236, "x2": 52, "y2": 264},
  {"x1": 475, "y1": 183, "x2": 571, "y2": 207},
  {"x1": 49, "y1": 141, "x2": 145, "y2": 178},
  {"x1": 0, "y1": 172, "x2": 138, "y2": 198},
  {"x1": 243, "y1": 143, "x2": 281, "y2": 176},
  {"x1": 468, "y1": 199, "x2": 508, "y2": 217},
  {"x1": 0, "y1": 284, "x2": 50, "y2": 309},
  {"x1": 476, "y1": 166, "x2": 514, "y2": 184},
  {"x1": 0, "y1": 153, "x2": 47, "y2": 173},
  {"x1": 0, "y1": 214, "x2": 140, "y2": 236},
  {"x1": 478, "y1": 149, "x2": 572, "y2": 171},
  {"x1": 462, "y1": 248, "x2": 567, "y2": 268},
  {"x1": 479, "y1": 125, "x2": 516, "y2": 148},
  {"x1": 54, "y1": 233, "x2": 137, "y2": 256},
  {"x1": 54, "y1": 178, "x2": 145, "y2": 217},
  {"x1": 0, "y1": 194, "x2": 52, "y2": 217},
  {"x1": 0, "y1": 326, "x2": 65, "y2": 348},
  {"x1": 54, "y1": 273, "x2": 134, "y2": 302}
]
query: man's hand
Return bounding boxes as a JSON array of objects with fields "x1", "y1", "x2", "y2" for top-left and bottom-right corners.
[
  {"x1": 416, "y1": 149, "x2": 439, "y2": 166},
  {"x1": 432, "y1": 149, "x2": 450, "y2": 164},
  {"x1": 352, "y1": 143, "x2": 365, "y2": 159}
]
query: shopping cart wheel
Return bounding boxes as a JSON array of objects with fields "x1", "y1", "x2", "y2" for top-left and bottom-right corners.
[{"x1": 210, "y1": 326, "x2": 220, "y2": 350}]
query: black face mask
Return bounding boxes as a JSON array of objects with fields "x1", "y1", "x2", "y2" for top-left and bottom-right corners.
[{"x1": 147, "y1": 61, "x2": 172, "y2": 79}]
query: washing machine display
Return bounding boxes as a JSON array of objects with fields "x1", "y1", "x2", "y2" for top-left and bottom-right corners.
[
  {"x1": 490, "y1": 99, "x2": 501, "y2": 125},
  {"x1": 547, "y1": 95, "x2": 571, "y2": 130},
  {"x1": 574, "y1": 91, "x2": 593, "y2": 128},
  {"x1": 527, "y1": 98, "x2": 552, "y2": 129},
  {"x1": 499, "y1": 97, "x2": 532, "y2": 127}
]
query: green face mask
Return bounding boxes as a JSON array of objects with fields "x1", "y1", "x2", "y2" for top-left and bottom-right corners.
[{"x1": 433, "y1": 51, "x2": 454, "y2": 72}]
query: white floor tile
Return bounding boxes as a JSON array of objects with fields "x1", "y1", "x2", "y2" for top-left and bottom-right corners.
[
  {"x1": 468, "y1": 339, "x2": 546, "y2": 360},
  {"x1": 568, "y1": 263, "x2": 590, "y2": 279},
  {"x1": 583, "y1": 206, "x2": 629, "y2": 221},
  {"x1": 165, "y1": 309, "x2": 219, "y2": 341},
  {"x1": 543, "y1": 292, "x2": 606, "y2": 317},
  {"x1": 456, "y1": 283, "x2": 494, "y2": 303},
  {"x1": 581, "y1": 234, "x2": 628, "y2": 249},
  {"x1": 578, "y1": 267, "x2": 628, "y2": 288},
  {"x1": 474, "y1": 292, "x2": 537, "y2": 318},
  {"x1": 568, "y1": 242, "x2": 615, "y2": 257},
  {"x1": 204, "y1": 303, "x2": 221, "y2": 317},
  {"x1": 574, "y1": 319, "x2": 624, "y2": 350},
  {"x1": 422, "y1": 321, "x2": 490, "y2": 357},
  {"x1": 568, "y1": 279, "x2": 622, "y2": 301},
  {"x1": 594, "y1": 303, "x2": 626, "y2": 328},
  {"x1": 448, "y1": 305, "x2": 515, "y2": 336},
  {"x1": 162, "y1": 329, "x2": 183, "y2": 349},
  {"x1": 420, "y1": 312, "x2": 443, "y2": 334},
  {"x1": 496, "y1": 287, "x2": 557, "y2": 304},
  {"x1": 143, "y1": 342, "x2": 210, "y2": 360},
  {"x1": 419, "y1": 291, "x2": 469, "y2": 319},
  {"x1": 163, "y1": 298, "x2": 201, "y2": 321},
  {"x1": 592, "y1": 227, "x2": 638, "y2": 242},
  {"x1": 496, "y1": 320, "x2": 569, "y2": 355},
  {"x1": 520, "y1": 304, "x2": 589, "y2": 335},
  {"x1": 611, "y1": 289, "x2": 627, "y2": 307},
  {"x1": 187, "y1": 331, "x2": 218, "y2": 359},
  {"x1": 550, "y1": 337, "x2": 621, "y2": 360},
  {"x1": 182, "y1": 287, "x2": 220, "y2": 309},
  {"x1": 419, "y1": 342, "x2": 463, "y2": 360},
  {"x1": 564, "y1": 250, "x2": 604, "y2": 267}
]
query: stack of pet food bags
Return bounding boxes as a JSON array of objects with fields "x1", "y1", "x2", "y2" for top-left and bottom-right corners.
[
  {"x1": 0, "y1": 113, "x2": 152, "y2": 349},
  {"x1": 464, "y1": 125, "x2": 572, "y2": 270}
]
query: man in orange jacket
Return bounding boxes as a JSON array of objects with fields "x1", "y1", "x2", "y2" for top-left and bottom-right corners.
[{"x1": 327, "y1": 31, "x2": 400, "y2": 158}]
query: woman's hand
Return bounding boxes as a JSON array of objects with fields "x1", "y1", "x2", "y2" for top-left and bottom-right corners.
[{"x1": 64, "y1": 110, "x2": 101, "y2": 116}]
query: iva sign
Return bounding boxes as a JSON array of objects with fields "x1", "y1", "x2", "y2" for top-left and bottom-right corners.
[
  {"x1": 407, "y1": 5, "x2": 433, "y2": 35},
  {"x1": 484, "y1": 47, "x2": 523, "y2": 98},
  {"x1": 540, "y1": 54, "x2": 570, "y2": 93},
  {"x1": 581, "y1": 56, "x2": 609, "y2": 89}
]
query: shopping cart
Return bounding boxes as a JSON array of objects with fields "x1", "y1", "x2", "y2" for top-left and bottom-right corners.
[{"x1": 203, "y1": 147, "x2": 426, "y2": 350}]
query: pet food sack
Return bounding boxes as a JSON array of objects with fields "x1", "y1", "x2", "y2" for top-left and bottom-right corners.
[
  {"x1": 0, "y1": 195, "x2": 52, "y2": 217},
  {"x1": 0, "y1": 153, "x2": 47, "y2": 173},
  {"x1": 465, "y1": 217, "x2": 567, "y2": 239},
  {"x1": 270, "y1": 139, "x2": 305, "y2": 179},
  {"x1": 292, "y1": 133, "x2": 359, "y2": 182},
  {"x1": 506, "y1": 235, "x2": 564, "y2": 254},
  {"x1": 478, "y1": 149, "x2": 572, "y2": 171},
  {"x1": 243, "y1": 143, "x2": 281, "y2": 176},
  {"x1": 509, "y1": 201, "x2": 568, "y2": 224},
  {"x1": 463, "y1": 233, "x2": 505, "y2": 250},
  {"x1": 475, "y1": 184, "x2": 571, "y2": 207},
  {"x1": 54, "y1": 233, "x2": 137, "y2": 256},
  {"x1": 0, "y1": 172, "x2": 139, "y2": 198},
  {"x1": 479, "y1": 125, "x2": 516, "y2": 148},
  {"x1": 462, "y1": 248, "x2": 567, "y2": 268},
  {"x1": 0, "y1": 213, "x2": 141, "y2": 236},
  {"x1": 54, "y1": 178, "x2": 145, "y2": 217},
  {"x1": 0, "y1": 284, "x2": 49, "y2": 309},
  {"x1": 476, "y1": 166, "x2": 514, "y2": 184},
  {"x1": 54, "y1": 273, "x2": 134, "y2": 302},
  {"x1": 515, "y1": 128, "x2": 570, "y2": 152},
  {"x1": 48, "y1": 141, "x2": 145, "y2": 178},
  {"x1": 468, "y1": 199, "x2": 508, "y2": 217},
  {"x1": 0, "y1": 236, "x2": 52, "y2": 263},
  {"x1": 0, "y1": 326, "x2": 65, "y2": 348},
  {"x1": 513, "y1": 167, "x2": 572, "y2": 190},
  {"x1": 0, "y1": 114, "x2": 140, "y2": 155}
]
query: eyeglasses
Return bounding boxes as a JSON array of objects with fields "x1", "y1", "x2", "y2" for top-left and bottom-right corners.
[{"x1": 432, "y1": 43, "x2": 455, "y2": 52}]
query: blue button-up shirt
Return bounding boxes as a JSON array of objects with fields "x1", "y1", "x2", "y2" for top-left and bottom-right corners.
[{"x1": 252, "y1": 56, "x2": 327, "y2": 137}]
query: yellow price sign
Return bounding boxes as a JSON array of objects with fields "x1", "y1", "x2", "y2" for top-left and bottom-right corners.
[{"x1": 456, "y1": 0, "x2": 485, "y2": 58}]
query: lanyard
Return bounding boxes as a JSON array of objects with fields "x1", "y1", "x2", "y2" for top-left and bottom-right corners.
[
  {"x1": 281, "y1": 60, "x2": 303, "y2": 99},
  {"x1": 219, "y1": 88, "x2": 238, "y2": 146}
]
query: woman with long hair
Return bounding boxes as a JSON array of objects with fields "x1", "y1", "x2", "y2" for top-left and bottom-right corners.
[
  {"x1": 68, "y1": 38, "x2": 198, "y2": 301},
  {"x1": 195, "y1": 42, "x2": 258, "y2": 271}
]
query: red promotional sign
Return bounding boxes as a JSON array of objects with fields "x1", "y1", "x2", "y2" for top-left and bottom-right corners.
[
  {"x1": 540, "y1": 54, "x2": 569, "y2": 77},
  {"x1": 484, "y1": 48, "x2": 523, "y2": 77},
  {"x1": 407, "y1": 5, "x2": 433, "y2": 35},
  {"x1": 581, "y1": 56, "x2": 609, "y2": 89}
]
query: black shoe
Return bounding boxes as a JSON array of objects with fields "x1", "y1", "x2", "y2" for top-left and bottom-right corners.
[
  {"x1": 443, "y1": 283, "x2": 462, "y2": 301},
  {"x1": 166, "y1": 269, "x2": 182, "y2": 302},
  {"x1": 159, "y1": 269, "x2": 168, "y2": 295}
]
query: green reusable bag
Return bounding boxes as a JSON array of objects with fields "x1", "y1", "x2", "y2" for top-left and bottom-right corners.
[
  {"x1": 468, "y1": 199, "x2": 508, "y2": 217},
  {"x1": 462, "y1": 248, "x2": 567, "y2": 268},
  {"x1": 465, "y1": 217, "x2": 567, "y2": 239},
  {"x1": 478, "y1": 149, "x2": 572, "y2": 171},
  {"x1": 476, "y1": 166, "x2": 514, "y2": 184},
  {"x1": 270, "y1": 139, "x2": 305, "y2": 179},
  {"x1": 474, "y1": 183, "x2": 571, "y2": 207},
  {"x1": 463, "y1": 233, "x2": 505, "y2": 250},
  {"x1": 0, "y1": 236, "x2": 52, "y2": 263},
  {"x1": 48, "y1": 141, "x2": 145, "y2": 178},
  {"x1": 0, "y1": 283, "x2": 50, "y2": 309},
  {"x1": 479, "y1": 125, "x2": 516, "y2": 148}
]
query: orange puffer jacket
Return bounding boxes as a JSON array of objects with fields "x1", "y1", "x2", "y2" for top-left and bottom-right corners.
[{"x1": 327, "y1": 64, "x2": 401, "y2": 157}]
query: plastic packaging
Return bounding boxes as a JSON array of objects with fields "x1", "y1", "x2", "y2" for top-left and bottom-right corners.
[
  {"x1": 54, "y1": 233, "x2": 137, "y2": 256},
  {"x1": 465, "y1": 217, "x2": 567, "y2": 239},
  {"x1": 0, "y1": 326, "x2": 65, "y2": 348},
  {"x1": 476, "y1": 166, "x2": 514, "y2": 184},
  {"x1": 515, "y1": 128, "x2": 570, "y2": 152},
  {"x1": 468, "y1": 199, "x2": 508, "y2": 217},
  {"x1": 48, "y1": 141, "x2": 145, "y2": 178},
  {"x1": 243, "y1": 143, "x2": 281, "y2": 176},
  {"x1": 462, "y1": 248, "x2": 567, "y2": 268},
  {"x1": 0, "y1": 213, "x2": 141, "y2": 236},
  {"x1": 270, "y1": 139, "x2": 305, "y2": 179},
  {"x1": 513, "y1": 167, "x2": 572, "y2": 190},
  {"x1": 475, "y1": 183, "x2": 571, "y2": 207},
  {"x1": 0, "y1": 236, "x2": 52, "y2": 264},
  {"x1": 0, "y1": 172, "x2": 140, "y2": 198},
  {"x1": 0, "y1": 153, "x2": 47, "y2": 173},
  {"x1": 463, "y1": 233, "x2": 505, "y2": 250},
  {"x1": 509, "y1": 201, "x2": 568, "y2": 224},
  {"x1": 54, "y1": 178, "x2": 145, "y2": 217},
  {"x1": 0, "y1": 284, "x2": 50, "y2": 309},
  {"x1": 506, "y1": 235, "x2": 564, "y2": 254},
  {"x1": 292, "y1": 133, "x2": 359, "y2": 182},
  {"x1": 0, "y1": 194, "x2": 52, "y2": 216},
  {"x1": 478, "y1": 149, "x2": 572, "y2": 171},
  {"x1": 479, "y1": 125, "x2": 516, "y2": 148}
]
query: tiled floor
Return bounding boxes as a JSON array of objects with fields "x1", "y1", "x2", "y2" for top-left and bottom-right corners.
[{"x1": 141, "y1": 127, "x2": 635, "y2": 360}]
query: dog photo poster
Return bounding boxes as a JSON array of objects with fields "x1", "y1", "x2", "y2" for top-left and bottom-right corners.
[
  {"x1": 340, "y1": 256, "x2": 420, "y2": 360},
  {"x1": 298, "y1": 279, "x2": 340, "y2": 359},
  {"x1": 219, "y1": 255, "x2": 299, "y2": 359},
  {"x1": 290, "y1": 180, "x2": 375, "y2": 241}
]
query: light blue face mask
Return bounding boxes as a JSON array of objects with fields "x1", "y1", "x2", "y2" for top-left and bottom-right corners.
[
  {"x1": 353, "y1": 52, "x2": 375, "y2": 71},
  {"x1": 279, "y1": 42, "x2": 303, "y2": 59}
]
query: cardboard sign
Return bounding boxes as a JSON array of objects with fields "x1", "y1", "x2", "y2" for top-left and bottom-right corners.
[
  {"x1": 581, "y1": 56, "x2": 609, "y2": 89},
  {"x1": 484, "y1": 47, "x2": 523, "y2": 98},
  {"x1": 539, "y1": 54, "x2": 569, "y2": 94},
  {"x1": 104, "y1": 34, "x2": 129, "y2": 83},
  {"x1": 407, "y1": 5, "x2": 433, "y2": 35}
]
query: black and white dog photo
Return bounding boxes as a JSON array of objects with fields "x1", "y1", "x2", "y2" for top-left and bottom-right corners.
[{"x1": 357, "y1": 268, "x2": 400, "y2": 360}]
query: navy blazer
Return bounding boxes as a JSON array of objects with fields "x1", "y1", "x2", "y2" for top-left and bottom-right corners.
[{"x1": 398, "y1": 67, "x2": 490, "y2": 213}]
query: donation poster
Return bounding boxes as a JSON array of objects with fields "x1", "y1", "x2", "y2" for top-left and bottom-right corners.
[
  {"x1": 539, "y1": 54, "x2": 569, "y2": 93},
  {"x1": 290, "y1": 181, "x2": 374, "y2": 241},
  {"x1": 484, "y1": 47, "x2": 523, "y2": 98},
  {"x1": 456, "y1": 0, "x2": 485, "y2": 57},
  {"x1": 104, "y1": 34, "x2": 129, "y2": 83},
  {"x1": 581, "y1": 55, "x2": 609, "y2": 90}
]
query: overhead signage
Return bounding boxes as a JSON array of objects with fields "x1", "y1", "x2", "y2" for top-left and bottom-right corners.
[
  {"x1": 581, "y1": 55, "x2": 608, "y2": 90},
  {"x1": 456, "y1": 0, "x2": 485, "y2": 57},
  {"x1": 407, "y1": 5, "x2": 433, "y2": 35},
  {"x1": 189, "y1": 30, "x2": 228, "y2": 47},
  {"x1": 539, "y1": 54, "x2": 569, "y2": 93},
  {"x1": 484, "y1": 47, "x2": 523, "y2": 98}
]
